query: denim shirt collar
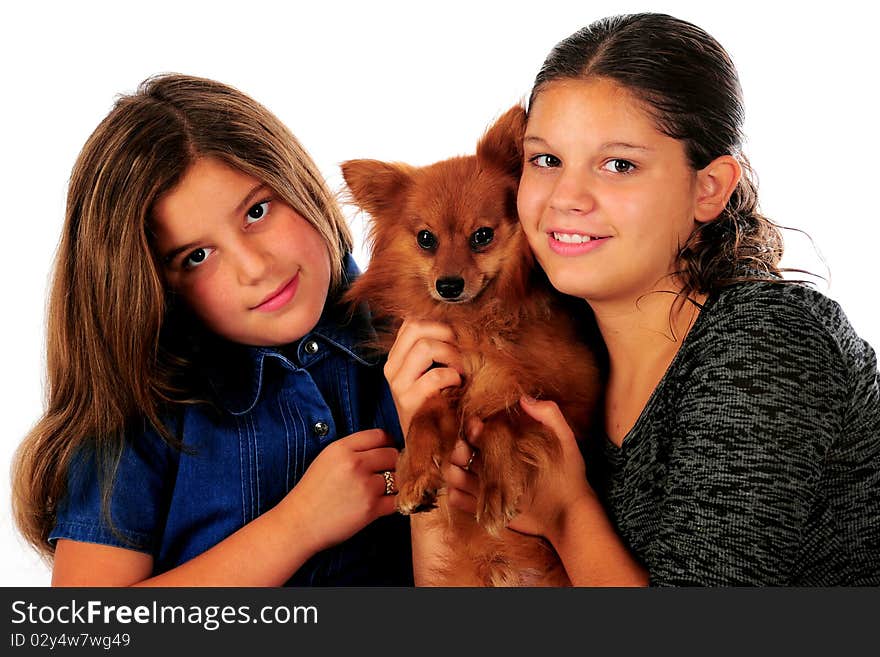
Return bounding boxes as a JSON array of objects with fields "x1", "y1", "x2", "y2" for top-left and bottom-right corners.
[{"x1": 202, "y1": 254, "x2": 380, "y2": 416}]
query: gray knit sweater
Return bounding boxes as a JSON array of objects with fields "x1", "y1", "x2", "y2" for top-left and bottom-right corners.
[{"x1": 596, "y1": 282, "x2": 880, "y2": 586}]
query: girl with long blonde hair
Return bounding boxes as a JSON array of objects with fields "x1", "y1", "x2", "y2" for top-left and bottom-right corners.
[{"x1": 12, "y1": 73, "x2": 411, "y2": 585}]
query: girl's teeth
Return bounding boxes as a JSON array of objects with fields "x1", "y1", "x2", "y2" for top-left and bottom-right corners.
[{"x1": 553, "y1": 232, "x2": 592, "y2": 244}]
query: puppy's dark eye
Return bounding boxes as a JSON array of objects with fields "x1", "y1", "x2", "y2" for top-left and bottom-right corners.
[
  {"x1": 469, "y1": 227, "x2": 494, "y2": 250},
  {"x1": 417, "y1": 230, "x2": 437, "y2": 250}
]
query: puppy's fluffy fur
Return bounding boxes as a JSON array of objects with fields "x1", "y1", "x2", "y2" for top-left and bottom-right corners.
[{"x1": 342, "y1": 106, "x2": 602, "y2": 586}]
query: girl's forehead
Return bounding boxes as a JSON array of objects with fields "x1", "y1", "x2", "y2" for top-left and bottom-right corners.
[
  {"x1": 176, "y1": 158, "x2": 259, "y2": 200},
  {"x1": 155, "y1": 159, "x2": 261, "y2": 220},
  {"x1": 530, "y1": 78, "x2": 652, "y2": 123},
  {"x1": 526, "y1": 78, "x2": 668, "y2": 145}
]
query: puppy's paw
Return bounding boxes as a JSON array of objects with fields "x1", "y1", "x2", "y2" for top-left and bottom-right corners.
[{"x1": 396, "y1": 468, "x2": 443, "y2": 515}]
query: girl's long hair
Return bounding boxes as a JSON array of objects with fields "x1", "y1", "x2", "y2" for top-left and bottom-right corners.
[
  {"x1": 529, "y1": 13, "x2": 810, "y2": 300},
  {"x1": 12, "y1": 73, "x2": 353, "y2": 558}
]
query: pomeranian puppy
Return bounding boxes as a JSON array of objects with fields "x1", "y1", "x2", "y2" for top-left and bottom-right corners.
[{"x1": 342, "y1": 105, "x2": 603, "y2": 586}]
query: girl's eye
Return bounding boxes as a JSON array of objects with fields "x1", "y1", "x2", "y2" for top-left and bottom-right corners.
[
  {"x1": 529, "y1": 154, "x2": 562, "y2": 168},
  {"x1": 183, "y1": 246, "x2": 215, "y2": 270},
  {"x1": 603, "y1": 159, "x2": 636, "y2": 174},
  {"x1": 246, "y1": 200, "x2": 270, "y2": 224}
]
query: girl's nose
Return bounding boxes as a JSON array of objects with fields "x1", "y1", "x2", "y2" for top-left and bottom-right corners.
[
  {"x1": 549, "y1": 168, "x2": 597, "y2": 215},
  {"x1": 234, "y1": 239, "x2": 271, "y2": 285}
]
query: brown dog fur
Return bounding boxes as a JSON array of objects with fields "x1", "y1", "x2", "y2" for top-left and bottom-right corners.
[{"x1": 342, "y1": 105, "x2": 602, "y2": 586}]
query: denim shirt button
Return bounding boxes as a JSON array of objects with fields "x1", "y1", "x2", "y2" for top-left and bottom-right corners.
[
  {"x1": 313, "y1": 421, "x2": 330, "y2": 437},
  {"x1": 304, "y1": 340, "x2": 320, "y2": 355}
]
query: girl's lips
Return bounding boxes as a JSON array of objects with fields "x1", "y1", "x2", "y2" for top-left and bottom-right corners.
[
  {"x1": 547, "y1": 232, "x2": 611, "y2": 256},
  {"x1": 253, "y1": 273, "x2": 299, "y2": 312}
]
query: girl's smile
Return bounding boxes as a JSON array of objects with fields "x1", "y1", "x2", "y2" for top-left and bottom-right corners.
[
  {"x1": 252, "y1": 272, "x2": 300, "y2": 312},
  {"x1": 547, "y1": 230, "x2": 612, "y2": 256}
]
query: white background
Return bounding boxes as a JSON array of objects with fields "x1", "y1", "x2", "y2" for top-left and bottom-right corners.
[{"x1": 2, "y1": 0, "x2": 877, "y2": 586}]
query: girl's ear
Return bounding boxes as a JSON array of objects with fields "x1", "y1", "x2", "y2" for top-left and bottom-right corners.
[
  {"x1": 476, "y1": 104, "x2": 526, "y2": 177},
  {"x1": 340, "y1": 159, "x2": 414, "y2": 220},
  {"x1": 694, "y1": 155, "x2": 742, "y2": 223}
]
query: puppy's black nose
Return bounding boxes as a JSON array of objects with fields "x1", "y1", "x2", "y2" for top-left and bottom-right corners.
[{"x1": 436, "y1": 277, "x2": 465, "y2": 299}]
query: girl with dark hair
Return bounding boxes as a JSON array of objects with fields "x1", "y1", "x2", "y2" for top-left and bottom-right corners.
[
  {"x1": 12, "y1": 73, "x2": 411, "y2": 586},
  {"x1": 392, "y1": 13, "x2": 880, "y2": 585}
]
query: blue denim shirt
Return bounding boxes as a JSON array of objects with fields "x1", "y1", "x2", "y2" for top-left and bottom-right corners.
[{"x1": 49, "y1": 255, "x2": 413, "y2": 586}]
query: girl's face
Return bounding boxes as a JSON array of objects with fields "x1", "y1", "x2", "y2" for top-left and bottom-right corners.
[
  {"x1": 518, "y1": 78, "x2": 701, "y2": 305},
  {"x1": 153, "y1": 157, "x2": 331, "y2": 346}
]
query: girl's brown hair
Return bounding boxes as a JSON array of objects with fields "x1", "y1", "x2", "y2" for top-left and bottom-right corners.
[
  {"x1": 529, "y1": 13, "x2": 805, "y2": 300},
  {"x1": 12, "y1": 73, "x2": 353, "y2": 558}
]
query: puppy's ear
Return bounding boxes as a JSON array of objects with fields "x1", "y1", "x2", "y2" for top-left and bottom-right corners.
[
  {"x1": 341, "y1": 159, "x2": 413, "y2": 219},
  {"x1": 476, "y1": 104, "x2": 526, "y2": 177}
]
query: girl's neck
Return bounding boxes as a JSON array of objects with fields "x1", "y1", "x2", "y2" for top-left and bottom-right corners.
[
  {"x1": 591, "y1": 288, "x2": 706, "y2": 446},
  {"x1": 590, "y1": 289, "x2": 705, "y2": 382}
]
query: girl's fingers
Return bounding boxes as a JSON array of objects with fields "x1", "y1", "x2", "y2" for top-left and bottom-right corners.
[
  {"x1": 398, "y1": 367, "x2": 462, "y2": 408},
  {"x1": 446, "y1": 487, "x2": 477, "y2": 515},
  {"x1": 372, "y1": 469, "x2": 399, "y2": 517},
  {"x1": 443, "y1": 459, "x2": 479, "y2": 496},
  {"x1": 439, "y1": 440, "x2": 480, "y2": 519},
  {"x1": 384, "y1": 320, "x2": 461, "y2": 381},
  {"x1": 376, "y1": 468, "x2": 397, "y2": 495},
  {"x1": 465, "y1": 417, "x2": 484, "y2": 443},
  {"x1": 385, "y1": 320, "x2": 459, "y2": 381},
  {"x1": 344, "y1": 429, "x2": 395, "y2": 451},
  {"x1": 386, "y1": 339, "x2": 464, "y2": 395},
  {"x1": 358, "y1": 447, "x2": 401, "y2": 472},
  {"x1": 519, "y1": 396, "x2": 576, "y2": 446},
  {"x1": 375, "y1": 495, "x2": 399, "y2": 517},
  {"x1": 371, "y1": 475, "x2": 399, "y2": 516},
  {"x1": 448, "y1": 439, "x2": 478, "y2": 472}
]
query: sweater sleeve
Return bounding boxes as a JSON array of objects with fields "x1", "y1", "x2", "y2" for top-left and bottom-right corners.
[{"x1": 647, "y1": 288, "x2": 855, "y2": 585}]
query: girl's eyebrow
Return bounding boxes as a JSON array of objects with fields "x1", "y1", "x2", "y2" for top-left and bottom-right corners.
[
  {"x1": 163, "y1": 241, "x2": 198, "y2": 265},
  {"x1": 161, "y1": 183, "x2": 269, "y2": 264},
  {"x1": 599, "y1": 141, "x2": 652, "y2": 152},
  {"x1": 234, "y1": 183, "x2": 269, "y2": 216},
  {"x1": 523, "y1": 136, "x2": 652, "y2": 152}
]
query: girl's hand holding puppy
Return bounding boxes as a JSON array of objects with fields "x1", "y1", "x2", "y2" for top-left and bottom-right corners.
[
  {"x1": 384, "y1": 319, "x2": 465, "y2": 435},
  {"x1": 442, "y1": 399, "x2": 593, "y2": 543},
  {"x1": 445, "y1": 400, "x2": 647, "y2": 586},
  {"x1": 385, "y1": 318, "x2": 644, "y2": 585}
]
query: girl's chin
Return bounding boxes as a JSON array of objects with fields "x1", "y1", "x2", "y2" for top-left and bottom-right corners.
[
  {"x1": 542, "y1": 271, "x2": 596, "y2": 300},
  {"x1": 532, "y1": 250, "x2": 612, "y2": 300}
]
